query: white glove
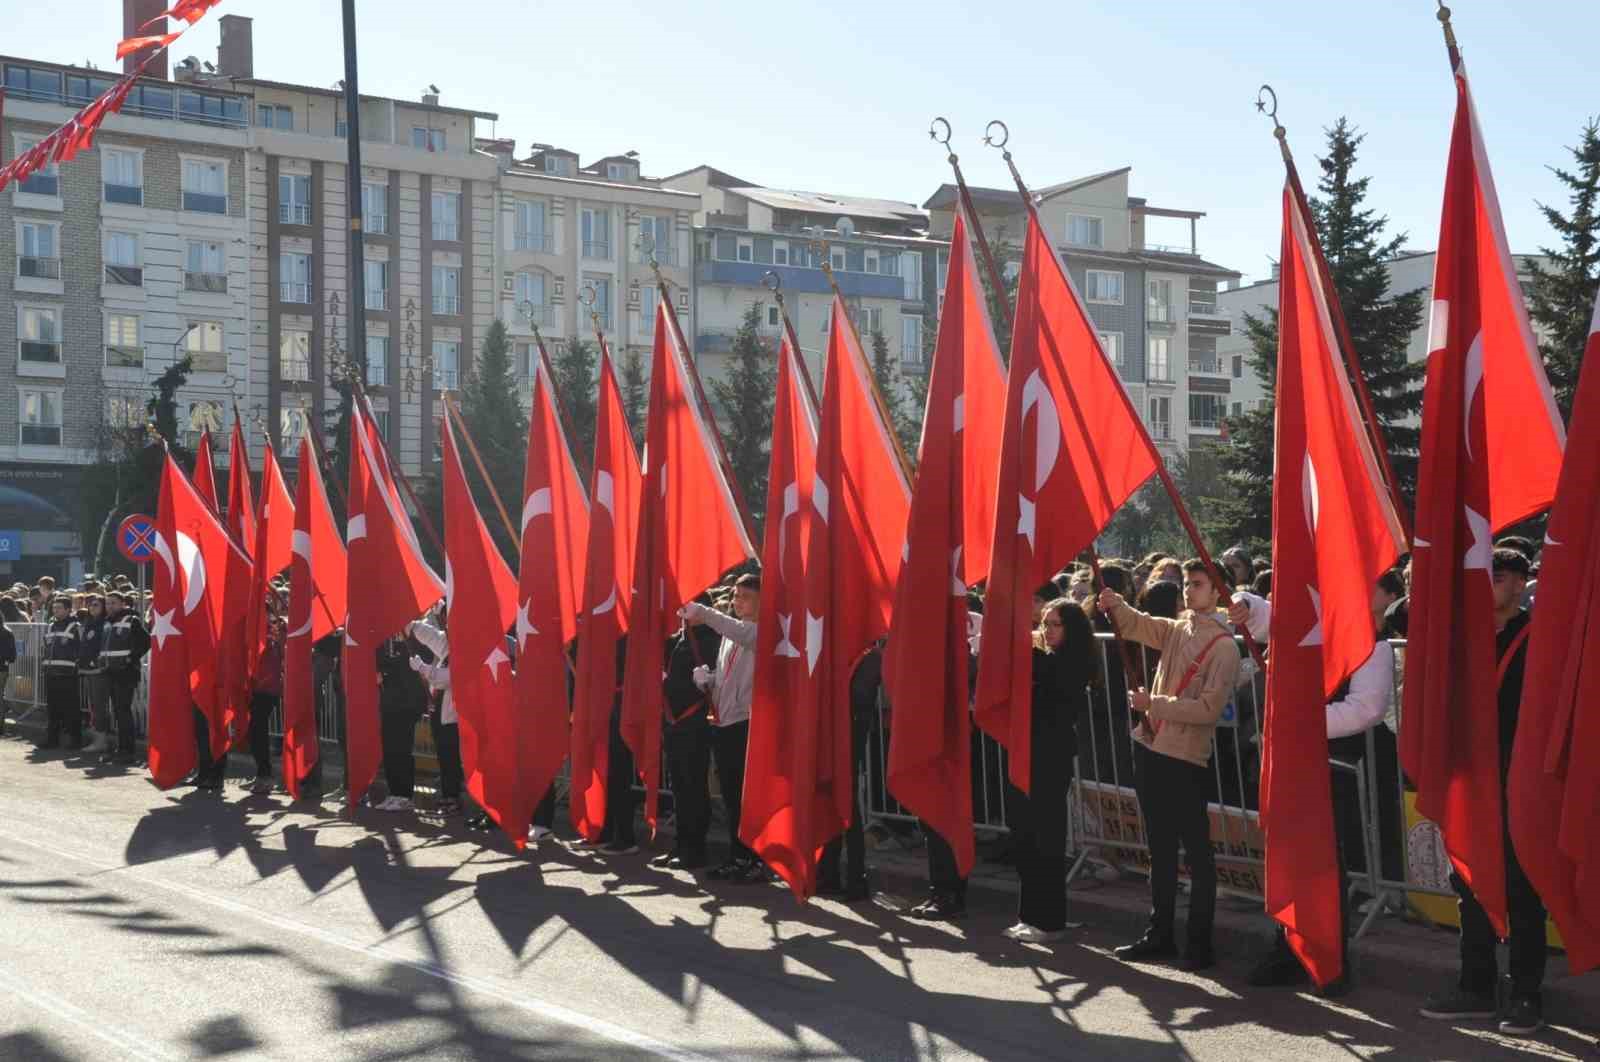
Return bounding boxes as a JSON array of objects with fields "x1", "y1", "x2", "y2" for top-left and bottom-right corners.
[
  {"x1": 408, "y1": 655, "x2": 426, "y2": 673},
  {"x1": 692, "y1": 664, "x2": 713, "y2": 691},
  {"x1": 679, "y1": 603, "x2": 706, "y2": 624},
  {"x1": 966, "y1": 612, "x2": 983, "y2": 656}
]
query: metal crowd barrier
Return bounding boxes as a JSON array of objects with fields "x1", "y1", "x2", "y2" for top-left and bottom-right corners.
[{"x1": 2, "y1": 622, "x2": 47, "y2": 722}]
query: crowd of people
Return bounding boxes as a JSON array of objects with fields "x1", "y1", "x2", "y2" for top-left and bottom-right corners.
[{"x1": 0, "y1": 529, "x2": 1558, "y2": 1037}]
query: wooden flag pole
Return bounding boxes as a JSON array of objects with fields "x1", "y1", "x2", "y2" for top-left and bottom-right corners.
[{"x1": 441, "y1": 393, "x2": 521, "y2": 560}]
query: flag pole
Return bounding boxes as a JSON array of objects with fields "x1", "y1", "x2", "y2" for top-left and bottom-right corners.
[
  {"x1": 339, "y1": 369, "x2": 447, "y2": 559},
  {"x1": 1256, "y1": 87, "x2": 1414, "y2": 547},
  {"x1": 1437, "y1": 1, "x2": 1462, "y2": 71},
  {"x1": 982, "y1": 122, "x2": 1264, "y2": 666},
  {"x1": 441, "y1": 393, "x2": 521, "y2": 560}
]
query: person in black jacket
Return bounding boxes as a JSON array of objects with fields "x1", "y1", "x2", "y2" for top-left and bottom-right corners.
[
  {"x1": 659, "y1": 600, "x2": 723, "y2": 870},
  {"x1": 78, "y1": 594, "x2": 111, "y2": 754},
  {"x1": 98, "y1": 591, "x2": 150, "y2": 764},
  {"x1": 41, "y1": 596, "x2": 84, "y2": 750},
  {"x1": 374, "y1": 630, "x2": 431, "y2": 812},
  {"x1": 0, "y1": 597, "x2": 20, "y2": 739},
  {"x1": 817, "y1": 644, "x2": 879, "y2": 901},
  {"x1": 1002, "y1": 598, "x2": 1095, "y2": 944}
]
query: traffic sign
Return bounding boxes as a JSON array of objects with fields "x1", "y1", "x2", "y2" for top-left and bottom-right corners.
[{"x1": 117, "y1": 514, "x2": 158, "y2": 564}]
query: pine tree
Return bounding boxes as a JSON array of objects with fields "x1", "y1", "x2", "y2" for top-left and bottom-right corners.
[
  {"x1": 711, "y1": 302, "x2": 776, "y2": 523},
  {"x1": 869, "y1": 329, "x2": 920, "y2": 457},
  {"x1": 1526, "y1": 117, "x2": 1600, "y2": 417},
  {"x1": 621, "y1": 347, "x2": 648, "y2": 448},
  {"x1": 551, "y1": 336, "x2": 599, "y2": 482},
  {"x1": 455, "y1": 319, "x2": 528, "y2": 562},
  {"x1": 1211, "y1": 310, "x2": 1279, "y2": 549}
]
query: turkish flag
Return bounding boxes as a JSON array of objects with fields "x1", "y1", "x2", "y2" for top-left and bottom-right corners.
[
  {"x1": 974, "y1": 210, "x2": 1159, "y2": 792},
  {"x1": 570, "y1": 345, "x2": 642, "y2": 841},
  {"x1": 742, "y1": 324, "x2": 822, "y2": 892},
  {"x1": 1400, "y1": 63, "x2": 1567, "y2": 936},
  {"x1": 226, "y1": 421, "x2": 257, "y2": 559},
  {"x1": 147, "y1": 452, "x2": 253, "y2": 787},
  {"x1": 283, "y1": 435, "x2": 346, "y2": 798},
  {"x1": 245, "y1": 441, "x2": 293, "y2": 678},
  {"x1": 1262, "y1": 180, "x2": 1408, "y2": 987},
  {"x1": 193, "y1": 429, "x2": 219, "y2": 514},
  {"x1": 1509, "y1": 287, "x2": 1600, "y2": 973},
  {"x1": 883, "y1": 206, "x2": 1007, "y2": 879},
  {"x1": 620, "y1": 301, "x2": 755, "y2": 831},
  {"x1": 516, "y1": 343, "x2": 590, "y2": 837},
  {"x1": 440, "y1": 412, "x2": 528, "y2": 847},
  {"x1": 343, "y1": 401, "x2": 445, "y2": 808}
]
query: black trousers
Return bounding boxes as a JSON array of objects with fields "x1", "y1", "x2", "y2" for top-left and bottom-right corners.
[
  {"x1": 249, "y1": 692, "x2": 279, "y2": 777},
  {"x1": 1134, "y1": 742, "x2": 1216, "y2": 951},
  {"x1": 665, "y1": 720, "x2": 712, "y2": 860},
  {"x1": 382, "y1": 709, "x2": 419, "y2": 800},
  {"x1": 109, "y1": 674, "x2": 139, "y2": 753},
  {"x1": 1005, "y1": 749, "x2": 1073, "y2": 932},
  {"x1": 193, "y1": 708, "x2": 224, "y2": 784},
  {"x1": 603, "y1": 712, "x2": 637, "y2": 846},
  {"x1": 430, "y1": 716, "x2": 462, "y2": 800},
  {"x1": 1329, "y1": 729, "x2": 1405, "y2": 885},
  {"x1": 533, "y1": 782, "x2": 556, "y2": 829},
  {"x1": 44, "y1": 673, "x2": 81, "y2": 743},
  {"x1": 819, "y1": 705, "x2": 872, "y2": 890},
  {"x1": 1454, "y1": 817, "x2": 1548, "y2": 999},
  {"x1": 710, "y1": 721, "x2": 750, "y2": 861},
  {"x1": 924, "y1": 825, "x2": 968, "y2": 902}
]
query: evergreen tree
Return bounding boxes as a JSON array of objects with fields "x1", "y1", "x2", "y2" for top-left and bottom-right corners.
[
  {"x1": 456, "y1": 319, "x2": 528, "y2": 562},
  {"x1": 551, "y1": 336, "x2": 599, "y2": 482},
  {"x1": 710, "y1": 302, "x2": 776, "y2": 522},
  {"x1": 1526, "y1": 117, "x2": 1600, "y2": 417},
  {"x1": 1211, "y1": 310, "x2": 1278, "y2": 549},
  {"x1": 621, "y1": 347, "x2": 648, "y2": 448},
  {"x1": 869, "y1": 329, "x2": 920, "y2": 458}
]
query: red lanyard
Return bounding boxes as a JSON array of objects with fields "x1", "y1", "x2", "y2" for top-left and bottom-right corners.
[{"x1": 1151, "y1": 629, "x2": 1231, "y2": 736}]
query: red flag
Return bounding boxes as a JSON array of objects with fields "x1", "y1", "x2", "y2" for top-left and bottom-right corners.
[
  {"x1": 620, "y1": 301, "x2": 756, "y2": 831},
  {"x1": 748, "y1": 295, "x2": 910, "y2": 900},
  {"x1": 1261, "y1": 181, "x2": 1408, "y2": 987},
  {"x1": 147, "y1": 452, "x2": 252, "y2": 786},
  {"x1": 226, "y1": 420, "x2": 257, "y2": 558},
  {"x1": 1400, "y1": 63, "x2": 1567, "y2": 937},
  {"x1": 246, "y1": 441, "x2": 293, "y2": 676},
  {"x1": 974, "y1": 210, "x2": 1159, "y2": 792},
  {"x1": 193, "y1": 429, "x2": 219, "y2": 513},
  {"x1": 570, "y1": 345, "x2": 642, "y2": 841},
  {"x1": 742, "y1": 323, "x2": 821, "y2": 893},
  {"x1": 1509, "y1": 288, "x2": 1600, "y2": 973},
  {"x1": 215, "y1": 421, "x2": 257, "y2": 745},
  {"x1": 343, "y1": 402, "x2": 445, "y2": 807},
  {"x1": 883, "y1": 207, "x2": 1007, "y2": 879},
  {"x1": 283, "y1": 436, "x2": 346, "y2": 797},
  {"x1": 115, "y1": 30, "x2": 183, "y2": 59},
  {"x1": 516, "y1": 344, "x2": 590, "y2": 834},
  {"x1": 440, "y1": 412, "x2": 527, "y2": 847}
]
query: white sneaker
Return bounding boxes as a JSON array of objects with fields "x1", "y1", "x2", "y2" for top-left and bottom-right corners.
[
  {"x1": 529, "y1": 825, "x2": 552, "y2": 842},
  {"x1": 378, "y1": 796, "x2": 414, "y2": 812},
  {"x1": 1010, "y1": 924, "x2": 1067, "y2": 944},
  {"x1": 1002, "y1": 923, "x2": 1029, "y2": 940}
]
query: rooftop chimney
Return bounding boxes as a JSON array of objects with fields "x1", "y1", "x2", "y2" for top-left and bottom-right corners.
[
  {"x1": 217, "y1": 14, "x2": 253, "y2": 78},
  {"x1": 123, "y1": 0, "x2": 168, "y2": 79}
]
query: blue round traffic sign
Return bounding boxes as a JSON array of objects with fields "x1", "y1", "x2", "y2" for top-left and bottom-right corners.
[{"x1": 117, "y1": 514, "x2": 158, "y2": 564}]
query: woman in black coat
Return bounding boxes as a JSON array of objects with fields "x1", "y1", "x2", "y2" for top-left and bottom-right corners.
[{"x1": 1004, "y1": 598, "x2": 1096, "y2": 944}]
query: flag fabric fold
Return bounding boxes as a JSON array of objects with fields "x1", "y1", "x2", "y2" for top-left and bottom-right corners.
[
  {"x1": 883, "y1": 206, "x2": 1007, "y2": 879},
  {"x1": 283, "y1": 436, "x2": 346, "y2": 798},
  {"x1": 1400, "y1": 63, "x2": 1567, "y2": 937},
  {"x1": 193, "y1": 429, "x2": 219, "y2": 514},
  {"x1": 226, "y1": 420, "x2": 257, "y2": 559}
]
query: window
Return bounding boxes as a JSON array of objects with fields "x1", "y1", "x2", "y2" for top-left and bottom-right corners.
[
  {"x1": 1066, "y1": 214, "x2": 1103, "y2": 248},
  {"x1": 18, "y1": 221, "x2": 60, "y2": 279},
  {"x1": 901, "y1": 315, "x2": 924, "y2": 367},
  {"x1": 514, "y1": 272, "x2": 546, "y2": 320},
  {"x1": 1085, "y1": 269, "x2": 1123, "y2": 304},
  {"x1": 18, "y1": 307, "x2": 61, "y2": 364},
  {"x1": 179, "y1": 91, "x2": 241, "y2": 126},
  {"x1": 936, "y1": 249, "x2": 950, "y2": 294},
  {"x1": 638, "y1": 214, "x2": 672, "y2": 264},
  {"x1": 106, "y1": 313, "x2": 143, "y2": 368},
  {"x1": 19, "y1": 388, "x2": 62, "y2": 447},
  {"x1": 188, "y1": 401, "x2": 223, "y2": 441},
  {"x1": 184, "y1": 321, "x2": 226, "y2": 373},
  {"x1": 105, "y1": 231, "x2": 142, "y2": 285},
  {"x1": 107, "y1": 395, "x2": 145, "y2": 430},
  {"x1": 181, "y1": 158, "x2": 227, "y2": 213},
  {"x1": 773, "y1": 241, "x2": 790, "y2": 266},
  {"x1": 581, "y1": 207, "x2": 611, "y2": 259},
  {"x1": 1231, "y1": 401, "x2": 1243, "y2": 418},
  {"x1": 513, "y1": 199, "x2": 549, "y2": 252},
  {"x1": 412, "y1": 127, "x2": 445, "y2": 152},
  {"x1": 431, "y1": 266, "x2": 461, "y2": 314},
  {"x1": 433, "y1": 339, "x2": 460, "y2": 390},
  {"x1": 256, "y1": 103, "x2": 293, "y2": 129},
  {"x1": 279, "y1": 173, "x2": 312, "y2": 225},
  {"x1": 767, "y1": 305, "x2": 780, "y2": 328},
  {"x1": 362, "y1": 182, "x2": 389, "y2": 235},
  {"x1": 5, "y1": 65, "x2": 63, "y2": 104},
  {"x1": 855, "y1": 306, "x2": 883, "y2": 337},
  {"x1": 864, "y1": 248, "x2": 880, "y2": 274},
  {"x1": 364, "y1": 260, "x2": 388, "y2": 310},
  {"x1": 371, "y1": 410, "x2": 390, "y2": 438},
  {"x1": 366, "y1": 336, "x2": 389, "y2": 387},
  {"x1": 335, "y1": 115, "x2": 348, "y2": 138},
  {"x1": 280, "y1": 330, "x2": 310, "y2": 382},
  {"x1": 1149, "y1": 396, "x2": 1171, "y2": 440},
  {"x1": 280, "y1": 407, "x2": 309, "y2": 446},
  {"x1": 430, "y1": 190, "x2": 460, "y2": 241},
  {"x1": 1147, "y1": 336, "x2": 1171, "y2": 381},
  {"x1": 639, "y1": 286, "x2": 661, "y2": 340},
  {"x1": 1189, "y1": 393, "x2": 1226, "y2": 429},
  {"x1": 102, "y1": 148, "x2": 142, "y2": 204},
  {"x1": 183, "y1": 240, "x2": 227, "y2": 293},
  {"x1": 13, "y1": 135, "x2": 58, "y2": 196},
  {"x1": 606, "y1": 162, "x2": 627, "y2": 181},
  {"x1": 736, "y1": 237, "x2": 753, "y2": 263},
  {"x1": 1232, "y1": 354, "x2": 1244, "y2": 379},
  {"x1": 1147, "y1": 279, "x2": 1172, "y2": 323},
  {"x1": 542, "y1": 154, "x2": 572, "y2": 176},
  {"x1": 901, "y1": 251, "x2": 922, "y2": 300},
  {"x1": 1099, "y1": 331, "x2": 1124, "y2": 368},
  {"x1": 280, "y1": 252, "x2": 311, "y2": 303},
  {"x1": 584, "y1": 276, "x2": 611, "y2": 327},
  {"x1": 831, "y1": 247, "x2": 847, "y2": 273}
]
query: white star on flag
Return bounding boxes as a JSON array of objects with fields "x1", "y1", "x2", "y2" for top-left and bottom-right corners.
[
  {"x1": 1298, "y1": 585, "x2": 1323, "y2": 648},
  {"x1": 151, "y1": 609, "x2": 180, "y2": 649},
  {"x1": 515, "y1": 598, "x2": 539, "y2": 651},
  {"x1": 774, "y1": 612, "x2": 801, "y2": 659},
  {"x1": 485, "y1": 645, "x2": 510, "y2": 683},
  {"x1": 1463, "y1": 505, "x2": 1492, "y2": 572}
]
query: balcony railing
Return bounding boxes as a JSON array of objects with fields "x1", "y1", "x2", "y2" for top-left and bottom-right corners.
[
  {"x1": 18, "y1": 173, "x2": 58, "y2": 196},
  {"x1": 366, "y1": 360, "x2": 387, "y2": 387},
  {"x1": 104, "y1": 183, "x2": 142, "y2": 206},
  {"x1": 366, "y1": 213, "x2": 390, "y2": 236},
  {"x1": 1189, "y1": 299, "x2": 1226, "y2": 316},
  {"x1": 280, "y1": 358, "x2": 311, "y2": 383},
  {"x1": 280, "y1": 282, "x2": 311, "y2": 304},
  {"x1": 105, "y1": 345, "x2": 144, "y2": 368},
  {"x1": 1143, "y1": 242, "x2": 1193, "y2": 255},
  {"x1": 18, "y1": 256, "x2": 61, "y2": 279},
  {"x1": 183, "y1": 191, "x2": 227, "y2": 214},
  {"x1": 1147, "y1": 304, "x2": 1173, "y2": 324},
  {"x1": 20, "y1": 340, "x2": 62, "y2": 364},
  {"x1": 365, "y1": 290, "x2": 389, "y2": 311},
  {"x1": 519, "y1": 303, "x2": 553, "y2": 327},
  {"x1": 432, "y1": 294, "x2": 461, "y2": 315},
  {"x1": 1190, "y1": 417, "x2": 1223, "y2": 430},
  {"x1": 582, "y1": 240, "x2": 612, "y2": 260},
  {"x1": 280, "y1": 202, "x2": 312, "y2": 225},
  {"x1": 1150, "y1": 422, "x2": 1172, "y2": 441},
  {"x1": 633, "y1": 244, "x2": 677, "y2": 266},
  {"x1": 1188, "y1": 356, "x2": 1226, "y2": 375},
  {"x1": 514, "y1": 232, "x2": 554, "y2": 253},
  {"x1": 434, "y1": 369, "x2": 459, "y2": 391},
  {"x1": 189, "y1": 352, "x2": 228, "y2": 373},
  {"x1": 105, "y1": 264, "x2": 143, "y2": 286},
  {"x1": 431, "y1": 220, "x2": 459, "y2": 242},
  {"x1": 187, "y1": 271, "x2": 229, "y2": 294}
]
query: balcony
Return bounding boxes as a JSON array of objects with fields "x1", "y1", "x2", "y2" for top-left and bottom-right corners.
[
  {"x1": 1188, "y1": 298, "x2": 1226, "y2": 317},
  {"x1": 1149, "y1": 421, "x2": 1172, "y2": 441},
  {"x1": 1188, "y1": 355, "x2": 1227, "y2": 376},
  {"x1": 434, "y1": 369, "x2": 459, "y2": 391},
  {"x1": 633, "y1": 244, "x2": 678, "y2": 266},
  {"x1": 365, "y1": 290, "x2": 389, "y2": 311},
  {"x1": 513, "y1": 232, "x2": 554, "y2": 253},
  {"x1": 280, "y1": 281, "x2": 310, "y2": 303},
  {"x1": 1187, "y1": 297, "x2": 1232, "y2": 336},
  {"x1": 18, "y1": 173, "x2": 58, "y2": 197},
  {"x1": 518, "y1": 303, "x2": 553, "y2": 328},
  {"x1": 697, "y1": 258, "x2": 905, "y2": 301},
  {"x1": 280, "y1": 202, "x2": 312, "y2": 225},
  {"x1": 582, "y1": 240, "x2": 612, "y2": 260},
  {"x1": 280, "y1": 357, "x2": 311, "y2": 383},
  {"x1": 183, "y1": 191, "x2": 227, "y2": 214},
  {"x1": 186, "y1": 272, "x2": 229, "y2": 294},
  {"x1": 104, "y1": 183, "x2": 142, "y2": 206},
  {"x1": 431, "y1": 219, "x2": 460, "y2": 242},
  {"x1": 105, "y1": 264, "x2": 143, "y2": 286},
  {"x1": 18, "y1": 256, "x2": 61, "y2": 279},
  {"x1": 20, "y1": 340, "x2": 62, "y2": 364},
  {"x1": 189, "y1": 352, "x2": 228, "y2": 374},
  {"x1": 365, "y1": 213, "x2": 390, "y2": 236},
  {"x1": 105, "y1": 345, "x2": 144, "y2": 368},
  {"x1": 366, "y1": 360, "x2": 387, "y2": 387},
  {"x1": 1189, "y1": 418, "x2": 1224, "y2": 432},
  {"x1": 432, "y1": 294, "x2": 460, "y2": 315},
  {"x1": 1146, "y1": 303, "x2": 1176, "y2": 332}
]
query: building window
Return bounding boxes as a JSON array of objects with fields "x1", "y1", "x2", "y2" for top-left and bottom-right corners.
[
  {"x1": 1066, "y1": 214, "x2": 1104, "y2": 248},
  {"x1": 188, "y1": 401, "x2": 224, "y2": 449},
  {"x1": 1147, "y1": 278, "x2": 1172, "y2": 323},
  {"x1": 584, "y1": 276, "x2": 611, "y2": 327},
  {"x1": 334, "y1": 115, "x2": 348, "y2": 138},
  {"x1": 1190, "y1": 393, "x2": 1225, "y2": 429},
  {"x1": 901, "y1": 315, "x2": 924, "y2": 367},
  {"x1": 431, "y1": 266, "x2": 461, "y2": 315},
  {"x1": 1231, "y1": 401, "x2": 1243, "y2": 418},
  {"x1": 606, "y1": 162, "x2": 627, "y2": 181},
  {"x1": 514, "y1": 271, "x2": 547, "y2": 323},
  {"x1": 256, "y1": 103, "x2": 293, "y2": 129},
  {"x1": 17, "y1": 221, "x2": 60, "y2": 279},
  {"x1": 105, "y1": 231, "x2": 142, "y2": 286},
  {"x1": 1085, "y1": 269, "x2": 1123, "y2": 304},
  {"x1": 900, "y1": 251, "x2": 921, "y2": 300},
  {"x1": 854, "y1": 306, "x2": 883, "y2": 338},
  {"x1": 185, "y1": 239, "x2": 228, "y2": 293},
  {"x1": 936, "y1": 249, "x2": 950, "y2": 295},
  {"x1": 371, "y1": 410, "x2": 390, "y2": 438},
  {"x1": 5, "y1": 65, "x2": 63, "y2": 104},
  {"x1": 280, "y1": 330, "x2": 310, "y2": 382},
  {"x1": 773, "y1": 241, "x2": 790, "y2": 266},
  {"x1": 736, "y1": 237, "x2": 753, "y2": 263},
  {"x1": 581, "y1": 207, "x2": 611, "y2": 259},
  {"x1": 1147, "y1": 336, "x2": 1171, "y2": 381},
  {"x1": 638, "y1": 214, "x2": 672, "y2": 264},
  {"x1": 106, "y1": 313, "x2": 143, "y2": 368},
  {"x1": 19, "y1": 388, "x2": 62, "y2": 447},
  {"x1": 412, "y1": 127, "x2": 445, "y2": 152},
  {"x1": 280, "y1": 406, "x2": 309, "y2": 444},
  {"x1": 639, "y1": 285, "x2": 661, "y2": 340},
  {"x1": 362, "y1": 181, "x2": 389, "y2": 235},
  {"x1": 13, "y1": 134, "x2": 59, "y2": 196},
  {"x1": 831, "y1": 247, "x2": 847, "y2": 273},
  {"x1": 107, "y1": 395, "x2": 145, "y2": 430},
  {"x1": 366, "y1": 336, "x2": 388, "y2": 386},
  {"x1": 279, "y1": 173, "x2": 312, "y2": 225},
  {"x1": 430, "y1": 190, "x2": 460, "y2": 241},
  {"x1": 18, "y1": 306, "x2": 62, "y2": 365},
  {"x1": 513, "y1": 199, "x2": 549, "y2": 252},
  {"x1": 102, "y1": 148, "x2": 142, "y2": 205},
  {"x1": 433, "y1": 339, "x2": 460, "y2": 390},
  {"x1": 181, "y1": 158, "x2": 227, "y2": 213},
  {"x1": 1149, "y1": 396, "x2": 1171, "y2": 440},
  {"x1": 280, "y1": 252, "x2": 311, "y2": 303},
  {"x1": 1099, "y1": 331, "x2": 1124, "y2": 368},
  {"x1": 1232, "y1": 353, "x2": 1244, "y2": 379},
  {"x1": 767, "y1": 305, "x2": 780, "y2": 328},
  {"x1": 185, "y1": 321, "x2": 226, "y2": 374},
  {"x1": 364, "y1": 260, "x2": 389, "y2": 310}
]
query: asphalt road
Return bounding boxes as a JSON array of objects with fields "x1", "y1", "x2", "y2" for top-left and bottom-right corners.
[{"x1": 1, "y1": 734, "x2": 1593, "y2": 1061}]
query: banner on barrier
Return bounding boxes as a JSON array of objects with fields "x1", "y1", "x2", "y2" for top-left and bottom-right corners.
[{"x1": 1074, "y1": 779, "x2": 1267, "y2": 896}]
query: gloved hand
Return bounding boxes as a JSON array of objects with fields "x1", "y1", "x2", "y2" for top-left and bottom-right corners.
[
  {"x1": 966, "y1": 611, "x2": 983, "y2": 656},
  {"x1": 692, "y1": 664, "x2": 713, "y2": 691},
  {"x1": 408, "y1": 655, "x2": 426, "y2": 674}
]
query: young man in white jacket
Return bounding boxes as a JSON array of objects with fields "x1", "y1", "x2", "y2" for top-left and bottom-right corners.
[{"x1": 406, "y1": 607, "x2": 465, "y2": 817}]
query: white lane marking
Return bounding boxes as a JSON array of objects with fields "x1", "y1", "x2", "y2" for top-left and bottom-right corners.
[
  {"x1": 0, "y1": 964, "x2": 177, "y2": 1062},
  {"x1": 0, "y1": 829, "x2": 715, "y2": 1062}
]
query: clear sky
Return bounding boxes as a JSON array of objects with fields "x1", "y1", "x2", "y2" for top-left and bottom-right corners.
[{"x1": 13, "y1": 0, "x2": 1599, "y2": 284}]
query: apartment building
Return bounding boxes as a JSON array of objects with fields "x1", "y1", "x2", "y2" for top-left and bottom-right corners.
[
  {"x1": 923, "y1": 168, "x2": 1240, "y2": 456},
  {"x1": 664, "y1": 165, "x2": 942, "y2": 395}
]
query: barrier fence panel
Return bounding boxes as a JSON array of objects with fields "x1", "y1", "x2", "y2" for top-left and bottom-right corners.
[{"x1": 2, "y1": 622, "x2": 47, "y2": 722}]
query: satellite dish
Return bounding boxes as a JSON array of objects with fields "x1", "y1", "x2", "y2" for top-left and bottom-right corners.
[{"x1": 835, "y1": 217, "x2": 855, "y2": 237}]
